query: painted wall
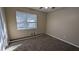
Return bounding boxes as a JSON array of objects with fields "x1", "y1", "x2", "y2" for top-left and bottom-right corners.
[
  {"x1": 5, "y1": 7, "x2": 46, "y2": 40},
  {"x1": 47, "y1": 7, "x2": 79, "y2": 47}
]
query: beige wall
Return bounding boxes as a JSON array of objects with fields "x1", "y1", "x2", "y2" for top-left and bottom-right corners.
[
  {"x1": 47, "y1": 7, "x2": 79, "y2": 47},
  {"x1": 5, "y1": 7, "x2": 46, "y2": 40}
]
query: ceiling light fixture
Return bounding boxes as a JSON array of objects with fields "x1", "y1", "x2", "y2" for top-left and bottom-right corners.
[
  {"x1": 40, "y1": 7, "x2": 55, "y2": 9},
  {"x1": 44, "y1": 7, "x2": 48, "y2": 9}
]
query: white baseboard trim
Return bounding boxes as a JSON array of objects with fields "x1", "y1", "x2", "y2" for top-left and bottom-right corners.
[{"x1": 46, "y1": 33, "x2": 79, "y2": 48}]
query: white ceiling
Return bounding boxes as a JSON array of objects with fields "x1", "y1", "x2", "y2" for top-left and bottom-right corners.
[{"x1": 30, "y1": 7, "x2": 62, "y2": 13}]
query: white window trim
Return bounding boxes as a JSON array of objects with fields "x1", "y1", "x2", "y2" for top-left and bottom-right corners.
[{"x1": 16, "y1": 11, "x2": 37, "y2": 30}]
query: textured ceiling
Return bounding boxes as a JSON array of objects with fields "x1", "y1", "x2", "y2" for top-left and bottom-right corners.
[{"x1": 30, "y1": 7, "x2": 62, "y2": 13}]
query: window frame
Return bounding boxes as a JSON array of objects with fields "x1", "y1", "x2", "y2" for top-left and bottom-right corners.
[{"x1": 16, "y1": 11, "x2": 38, "y2": 30}]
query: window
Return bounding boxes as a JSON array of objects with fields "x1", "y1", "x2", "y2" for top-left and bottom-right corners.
[
  {"x1": 0, "y1": 10, "x2": 5, "y2": 50},
  {"x1": 16, "y1": 11, "x2": 37, "y2": 30}
]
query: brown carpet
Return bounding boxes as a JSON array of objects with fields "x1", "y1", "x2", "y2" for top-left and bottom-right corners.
[{"x1": 8, "y1": 34, "x2": 79, "y2": 51}]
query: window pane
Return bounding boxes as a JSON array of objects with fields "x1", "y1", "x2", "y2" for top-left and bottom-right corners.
[
  {"x1": 17, "y1": 21, "x2": 29, "y2": 30},
  {"x1": 0, "y1": 13, "x2": 4, "y2": 50},
  {"x1": 27, "y1": 14, "x2": 37, "y2": 22},
  {"x1": 16, "y1": 11, "x2": 37, "y2": 30},
  {"x1": 27, "y1": 23, "x2": 37, "y2": 29},
  {"x1": 0, "y1": 17, "x2": 2, "y2": 42},
  {"x1": 16, "y1": 11, "x2": 27, "y2": 23}
]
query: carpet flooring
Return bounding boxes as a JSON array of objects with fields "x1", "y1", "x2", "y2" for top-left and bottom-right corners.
[{"x1": 8, "y1": 34, "x2": 79, "y2": 51}]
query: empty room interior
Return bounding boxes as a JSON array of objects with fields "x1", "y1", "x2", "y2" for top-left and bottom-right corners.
[{"x1": 0, "y1": 7, "x2": 79, "y2": 51}]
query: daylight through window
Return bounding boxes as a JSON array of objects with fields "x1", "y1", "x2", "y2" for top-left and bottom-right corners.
[{"x1": 16, "y1": 11, "x2": 37, "y2": 30}]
